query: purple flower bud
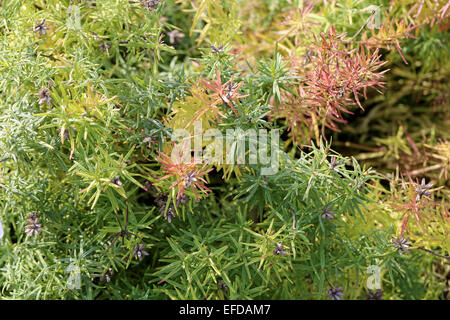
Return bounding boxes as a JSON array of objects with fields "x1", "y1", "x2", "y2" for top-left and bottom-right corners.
[
  {"x1": 366, "y1": 289, "x2": 383, "y2": 300},
  {"x1": 139, "y1": 0, "x2": 163, "y2": 10},
  {"x1": 38, "y1": 87, "x2": 51, "y2": 106},
  {"x1": 415, "y1": 178, "x2": 433, "y2": 201},
  {"x1": 210, "y1": 43, "x2": 224, "y2": 54},
  {"x1": 25, "y1": 222, "x2": 42, "y2": 237},
  {"x1": 328, "y1": 286, "x2": 344, "y2": 300},
  {"x1": 322, "y1": 205, "x2": 336, "y2": 219},
  {"x1": 33, "y1": 19, "x2": 49, "y2": 36},
  {"x1": 111, "y1": 175, "x2": 123, "y2": 187},
  {"x1": 392, "y1": 237, "x2": 411, "y2": 255},
  {"x1": 273, "y1": 243, "x2": 287, "y2": 256},
  {"x1": 133, "y1": 244, "x2": 149, "y2": 261}
]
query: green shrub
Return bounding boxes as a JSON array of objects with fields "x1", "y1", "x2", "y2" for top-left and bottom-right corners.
[{"x1": 0, "y1": 0, "x2": 448, "y2": 300}]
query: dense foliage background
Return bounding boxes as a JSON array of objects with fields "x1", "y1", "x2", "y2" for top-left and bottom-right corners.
[{"x1": 0, "y1": 0, "x2": 448, "y2": 300}]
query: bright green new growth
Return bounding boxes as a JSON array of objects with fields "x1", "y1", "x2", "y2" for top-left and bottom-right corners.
[{"x1": 0, "y1": 0, "x2": 448, "y2": 300}]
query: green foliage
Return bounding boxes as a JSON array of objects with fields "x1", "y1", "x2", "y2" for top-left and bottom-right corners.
[{"x1": 0, "y1": 0, "x2": 448, "y2": 300}]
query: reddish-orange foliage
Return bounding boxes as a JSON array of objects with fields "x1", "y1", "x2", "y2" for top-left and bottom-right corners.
[
  {"x1": 278, "y1": 26, "x2": 388, "y2": 142},
  {"x1": 359, "y1": 10, "x2": 420, "y2": 64},
  {"x1": 390, "y1": 177, "x2": 438, "y2": 237},
  {"x1": 199, "y1": 69, "x2": 249, "y2": 117},
  {"x1": 156, "y1": 150, "x2": 213, "y2": 200}
]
